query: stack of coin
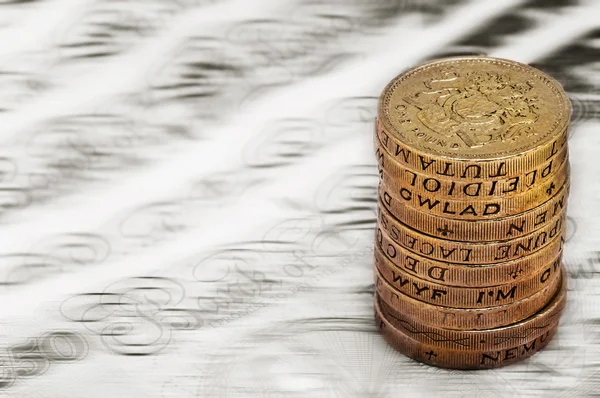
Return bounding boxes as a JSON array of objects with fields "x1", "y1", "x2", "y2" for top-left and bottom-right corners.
[{"x1": 372, "y1": 56, "x2": 570, "y2": 369}]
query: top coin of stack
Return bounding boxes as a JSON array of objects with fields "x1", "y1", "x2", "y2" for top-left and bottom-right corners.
[{"x1": 372, "y1": 56, "x2": 570, "y2": 369}]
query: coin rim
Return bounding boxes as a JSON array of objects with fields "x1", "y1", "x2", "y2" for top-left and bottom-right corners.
[
  {"x1": 378, "y1": 182, "x2": 569, "y2": 242},
  {"x1": 374, "y1": 251, "x2": 562, "y2": 309},
  {"x1": 374, "y1": 266, "x2": 564, "y2": 330},
  {"x1": 375, "y1": 286, "x2": 564, "y2": 351},
  {"x1": 376, "y1": 224, "x2": 564, "y2": 286},
  {"x1": 374, "y1": 132, "x2": 570, "y2": 197},
  {"x1": 379, "y1": 160, "x2": 569, "y2": 220},
  {"x1": 375, "y1": 297, "x2": 560, "y2": 369},
  {"x1": 377, "y1": 205, "x2": 565, "y2": 264}
]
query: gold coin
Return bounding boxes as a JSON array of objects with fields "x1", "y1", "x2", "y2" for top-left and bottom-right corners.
[
  {"x1": 375, "y1": 277, "x2": 565, "y2": 351},
  {"x1": 375, "y1": 266, "x2": 564, "y2": 330},
  {"x1": 374, "y1": 134, "x2": 568, "y2": 200},
  {"x1": 375, "y1": 298, "x2": 560, "y2": 369},
  {"x1": 379, "y1": 159, "x2": 568, "y2": 221},
  {"x1": 377, "y1": 204, "x2": 564, "y2": 264},
  {"x1": 374, "y1": 248, "x2": 561, "y2": 308},
  {"x1": 377, "y1": 56, "x2": 571, "y2": 180},
  {"x1": 376, "y1": 120, "x2": 567, "y2": 182},
  {"x1": 376, "y1": 224, "x2": 563, "y2": 286},
  {"x1": 378, "y1": 184, "x2": 568, "y2": 242}
]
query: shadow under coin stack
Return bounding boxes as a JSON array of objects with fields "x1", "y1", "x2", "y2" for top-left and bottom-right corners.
[{"x1": 372, "y1": 56, "x2": 571, "y2": 369}]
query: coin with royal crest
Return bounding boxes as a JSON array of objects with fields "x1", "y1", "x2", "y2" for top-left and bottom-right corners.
[{"x1": 377, "y1": 56, "x2": 571, "y2": 179}]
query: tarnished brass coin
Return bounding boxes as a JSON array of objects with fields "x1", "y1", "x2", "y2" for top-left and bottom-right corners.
[
  {"x1": 378, "y1": 184, "x2": 568, "y2": 242},
  {"x1": 374, "y1": 249, "x2": 561, "y2": 308},
  {"x1": 376, "y1": 225, "x2": 563, "y2": 286},
  {"x1": 375, "y1": 299, "x2": 560, "y2": 369},
  {"x1": 379, "y1": 160, "x2": 568, "y2": 220},
  {"x1": 375, "y1": 135, "x2": 568, "y2": 200},
  {"x1": 375, "y1": 277, "x2": 565, "y2": 350},
  {"x1": 372, "y1": 56, "x2": 570, "y2": 368},
  {"x1": 377, "y1": 205, "x2": 564, "y2": 265},
  {"x1": 375, "y1": 267, "x2": 564, "y2": 330},
  {"x1": 377, "y1": 56, "x2": 571, "y2": 180}
]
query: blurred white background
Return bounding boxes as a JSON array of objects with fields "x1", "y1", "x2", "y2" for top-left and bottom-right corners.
[{"x1": 0, "y1": 0, "x2": 598, "y2": 396}]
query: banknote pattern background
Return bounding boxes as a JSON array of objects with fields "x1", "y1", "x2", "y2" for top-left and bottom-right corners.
[{"x1": 0, "y1": 0, "x2": 598, "y2": 396}]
